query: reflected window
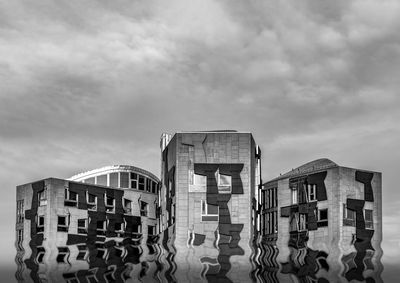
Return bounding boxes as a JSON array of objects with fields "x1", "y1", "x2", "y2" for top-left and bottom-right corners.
[
  {"x1": 16, "y1": 200, "x2": 24, "y2": 223},
  {"x1": 194, "y1": 174, "x2": 206, "y2": 186},
  {"x1": 76, "y1": 244, "x2": 87, "y2": 261},
  {"x1": 56, "y1": 247, "x2": 70, "y2": 263},
  {"x1": 105, "y1": 195, "x2": 115, "y2": 213},
  {"x1": 37, "y1": 246, "x2": 45, "y2": 263},
  {"x1": 148, "y1": 225, "x2": 155, "y2": 236},
  {"x1": 96, "y1": 220, "x2": 107, "y2": 235},
  {"x1": 201, "y1": 200, "x2": 219, "y2": 221}
]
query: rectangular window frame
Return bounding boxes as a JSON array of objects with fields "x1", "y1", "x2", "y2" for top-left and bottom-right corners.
[{"x1": 201, "y1": 200, "x2": 219, "y2": 222}]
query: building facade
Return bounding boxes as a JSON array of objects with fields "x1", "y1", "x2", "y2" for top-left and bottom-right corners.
[
  {"x1": 158, "y1": 131, "x2": 262, "y2": 282},
  {"x1": 15, "y1": 165, "x2": 160, "y2": 283},
  {"x1": 258, "y1": 159, "x2": 383, "y2": 283}
]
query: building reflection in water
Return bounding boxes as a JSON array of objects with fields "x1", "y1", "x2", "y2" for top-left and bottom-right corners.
[{"x1": 15, "y1": 133, "x2": 383, "y2": 283}]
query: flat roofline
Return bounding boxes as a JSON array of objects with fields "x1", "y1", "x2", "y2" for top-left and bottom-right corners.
[{"x1": 176, "y1": 130, "x2": 252, "y2": 134}]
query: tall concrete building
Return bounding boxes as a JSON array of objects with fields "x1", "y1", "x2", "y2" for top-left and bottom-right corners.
[
  {"x1": 258, "y1": 159, "x2": 383, "y2": 283},
  {"x1": 158, "y1": 131, "x2": 262, "y2": 282}
]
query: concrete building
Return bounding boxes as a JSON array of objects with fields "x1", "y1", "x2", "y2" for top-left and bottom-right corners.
[
  {"x1": 15, "y1": 165, "x2": 160, "y2": 283},
  {"x1": 158, "y1": 131, "x2": 262, "y2": 282},
  {"x1": 258, "y1": 158, "x2": 383, "y2": 283}
]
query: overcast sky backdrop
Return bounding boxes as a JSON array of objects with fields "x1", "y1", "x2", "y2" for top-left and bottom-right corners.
[{"x1": 1, "y1": 0, "x2": 399, "y2": 281}]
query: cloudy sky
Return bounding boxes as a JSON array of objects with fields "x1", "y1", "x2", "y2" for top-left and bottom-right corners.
[{"x1": 1, "y1": 0, "x2": 399, "y2": 281}]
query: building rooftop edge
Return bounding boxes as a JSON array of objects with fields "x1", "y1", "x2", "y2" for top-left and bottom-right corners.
[{"x1": 68, "y1": 165, "x2": 160, "y2": 182}]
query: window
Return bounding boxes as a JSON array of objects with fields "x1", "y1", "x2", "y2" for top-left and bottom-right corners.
[
  {"x1": 76, "y1": 244, "x2": 87, "y2": 261},
  {"x1": 130, "y1": 173, "x2": 138, "y2": 189},
  {"x1": 115, "y1": 222, "x2": 124, "y2": 232},
  {"x1": 132, "y1": 223, "x2": 142, "y2": 234},
  {"x1": 365, "y1": 209, "x2": 373, "y2": 229},
  {"x1": 64, "y1": 189, "x2": 78, "y2": 207},
  {"x1": 148, "y1": 225, "x2": 155, "y2": 236},
  {"x1": 16, "y1": 200, "x2": 24, "y2": 223},
  {"x1": 201, "y1": 200, "x2": 219, "y2": 221},
  {"x1": 37, "y1": 215, "x2": 45, "y2": 233},
  {"x1": 17, "y1": 229, "x2": 23, "y2": 246},
  {"x1": 84, "y1": 177, "x2": 95, "y2": 184},
  {"x1": 38, "y1": 189, "x2": 47, "y2": 206},
  {"x1": 140, "y1": 201, "x2": 148, "y2": 216},
  {"x1": 87, "y1": 193, "x2": 97, "y2": 211},
  {"x1": 151, "y1": 182, "x2": 157, "y2": 194},
  {"x1": 307, "y1": 184, "x2": 317, "y2": 202},
  {"x1": 57, "y1": 216, "x2": 68, "y2": 232},
  {"x1": 291, "y1": 187, "x2": 298, "y2": 204},
  {"x1": 109, "y1": 173, "x2": 118, "y2": 187},
  {"x1": 138, "y1": 176, "x2": 145, "y2": 191},
  {"x1": 343, "y1": 204, "x2": 356, "y2": 226},
  {"x1": 36, "y1": 246, "x2": 45, "y2": 263},
  {"x1": 56, "y1": 247, "x2": 70, "y2": 263},
  {"x1": 97, "y1": 174, "x2": 107, "y2": 186},
  {"x1": 146, "y1": 179, "x2": 152, "y2": 192},
  {"x1": 105, "y1": 195, "x2": 115, "y2": 212},
  {"x1": 97, "y1": 220, "x2": 107, "y2": 235},
  {"x1": 289, "y1": 213, "x2": 307, "y2": 231},
  {"x1": 95, "y1": 243, "x2": 106, "y2": 259},
  {"x1": 318, "y1": 209, "x2": 328, "y2": 227},
  {"x1": 123, "y1": 199, "x2": 132, "y2": 214},
  {"x1": 217, "y1": 172, "x2": 231, "y2": 193},
  {"x1": 194, "y1": 174, "x2": 207, "y2": 186},
  {"x1": 78, "y1": 219, "x2": 87, "y2": 234},
  {"x1": 120, "y1": 172, "x2": 129, "y2": 188}
]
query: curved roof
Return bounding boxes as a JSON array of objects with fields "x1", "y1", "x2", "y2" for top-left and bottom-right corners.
[
  {"x1": 68, "y1": 165, "x2": 160, "y2": 183},
  {"x1": 268, "y1": 158, "x2": 338, "y2": 182}
]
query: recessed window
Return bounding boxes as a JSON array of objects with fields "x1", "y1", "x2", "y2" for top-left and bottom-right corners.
[
  {"x1": 343, "y1": 204, "x2": 356, "y2": 227},
  {"x1": 109, "y1": 173, "x2": 119, "y2": 188},
  {"x1": 130, "y1": 173, "x2": 138, "y2": 189},
  {"x1": 16, "y1": 200, "x2": 24, "y2": 223},
  {"x1": 38, "y1": 189, "x2": 47, "y2": 206},
  {"x1": 57, "y1": 216, "x2": 68, "y2": 232},
  {"x1": 218, "y1": 173, "x2": 231, "y2": 193},
  {"x1": 148, "y1": 225, "x2": 155, "y2": 236},
  {"x1": 37, "y1": 215, "x2": 45, "y2": 233},
  {"x1": 123, "y1": 199, "x2": 132, "y2": 214},
  {"x1": 132, "y1": 223, "x2": 142, "y2": 234},
  {"x1": 307, "y1": 184, "x2": 317, "y2": 202},
  {"x1": 318, "y1": 209, "x2": 328, "y2": 227},
  {"x1": 365, "y1": 209, "x2": 373, "y2": 229},
  {"x1": 86, "y1": 193, "x2": 97, "y2": 211},
  {"x1": 151, "y1": 182, "x2": 157, "y2": 194},
  {"x1": 201, "y1": 200, "x2": 219, "y2": 221},
  {"x1": 115, "y1": 222, "x2": 124, "y2": 232},
  {"x1": 291, "y1": 187, "x2": 298, "y2": 204},
  {"x1": 289, "y1": 213, "x2": 307, "y2": 231},
  {"x1": 120, "y1": 172, "x2": 129, "y2": 188},
  {"x1": 140, "y1": 201, "x2": 148, "y2": 216},
  {"x1": 96, "y1": 220, "x2": 106, "y2": 235},
  {"x1": 56, "y1": 247, "x2": 70, "y2": 263},
  {"x1": 194, "y1": 174, "x2": 207, "y2": 186},
  {"x1": 64, "y1": 189, "x2": 78, "y2": 207},
  {"x1": 105, "y1": 195, "x2": 115, "y2": 213},
  {"x1": 96, "y1": 174, "x2": 107, "y2": 186},
  {"x1": 78, "y1": 219, "x2": 87, "y2": 234},
  {"x1": 138, "y1": 176, "x2": 145, "y2": 191},
  {"x1": 17, "y1": 229, "x2": 23, "y2": 245}
]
